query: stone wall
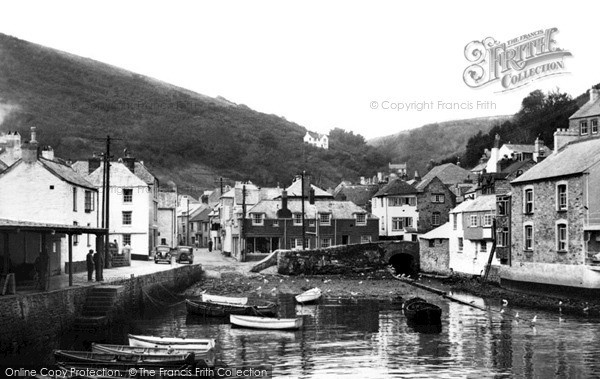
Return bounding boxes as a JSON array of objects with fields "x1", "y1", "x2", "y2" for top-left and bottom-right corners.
[
  {"x1": 0, "y1": 264, "x2": 203, "y2": 355},
  {"x1": 419, "y1": 238, "x2": 450, "y2": 275},
  {"x1": 417, "y1": 177, "x2": 456, "y2": 233},
  {"x1": 277, "y1": 241, "x2": 418, "y2": 275}
]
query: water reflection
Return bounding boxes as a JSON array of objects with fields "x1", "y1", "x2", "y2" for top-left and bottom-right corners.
[{"x1": 6, "y1": 292, "x2": 600, "y2": 378}]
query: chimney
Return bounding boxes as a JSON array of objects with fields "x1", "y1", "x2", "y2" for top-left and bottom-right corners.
[
  {"x1": 414, "y1": 170, "x2": 421, "y2": 182},
  {"x1": 30, "y1": 127, "x2": 37, "y2": 143},
  {"x1": 590, "y1": 88, "x2": 600, "y2": 103},
  {"x1": 309, "y1": 188, "x2": 315, "y2": 204},
  {"x1": 486, "y1": 134, "x2": 501, "y2": 173},
  {"x1": 88, "y1": 154, "x2": 102, "y2": 174},
  {"x1": 123, "y1": 156, "x2": 136, "y2": 172},
  {"x1": 533, "y1": 137, "x2": 545, "y2": 162},
  {"x1": 21, "y1": 141, "x2": 39, "y2": 163},
  {"x1": 554, "y1": 128, "x2": 579, "y2": 154},
  {"x1": 277, "y1": 190, "x2": 292, "y2": 218},
  {"x1": 41, "y1": 146, "x2": 54, "y2": 161}
]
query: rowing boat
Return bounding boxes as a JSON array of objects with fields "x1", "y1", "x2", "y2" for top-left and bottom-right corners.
[
  {"x1": 295, "y1": 288, "x2": 322, "y2": 304},
  {"x1": 201, "y1": 293, "x2": 248, "y2": 305},
  {"x1": 403, "y1": 297, "x2": 442, "y2": 325},
  {"x1": 91, "y1": 343, "x2": 215, "y2": 367},
  {"x1": 54, "y1": 349, "x2": 194, "y2": 368},
  {"x1": 185, "y1": 298, "x2": 278, "y2": 317},
  {"x1": 128, "y1": 334, "x2": 216, "y2": 351},
  {"x1": 230, "y1": 315, "x2": 303, "y2": 330}
]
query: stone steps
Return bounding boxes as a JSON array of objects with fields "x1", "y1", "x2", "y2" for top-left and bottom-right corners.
[{"x1": 73, "y1": 285, "x2": 122, "y2": 330}]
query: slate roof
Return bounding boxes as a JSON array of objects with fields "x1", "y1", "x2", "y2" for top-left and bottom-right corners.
[
  {"x1": 374, "y1": 178, "x2": 418, "y2": 197},
  {"x1": 416, "y1": 163, "x2": 473, "y2": 189},
  {"x1": 158, "y1": 190, "x2": 177, "y2": 208},
  {"x1": 333, "y1": 185, "x2": 380, "y2": 207},
  {"x1": 512, "y1": 137, "x2": 600, "y2": 184},
  {"x1": 87, "y1": 162, "x2": 148, "y2": 188},
  {"x1": 39, "y1": 158, "x2": 97, "y2": 190},
  {"x1": 286, "y1": 180, "x2": 333, "y2": 198},
  {"x1": 500, "y1": 159, "x2": 534, "y2": 175},
  {"x1": 133, "y1": 162, "x2": 156, "y2": 185},
  {"x1": 248, "y1": 199, "x2": 376, "y2": 219},
  {"x1": 0, "y1": 218, "x2": 106, "y2": 233},
  {"x1": 419, "y1": 222, "x2": 452, "y2": 240},
  {"x1": 190, "y1": 205, "x2": 212, "y2": 222},
  {"x1": 570, "y1": 96, "x2": 600, "y2": 119},
  {"x1": 0, "y1": 159, "x2": 7, "y2": 172},
  {"x1": 450, "y1": 195, "x2": 496, "y2": 213}
]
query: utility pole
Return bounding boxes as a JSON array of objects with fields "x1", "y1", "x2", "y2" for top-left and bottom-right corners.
[
  {"x1": 301, "y1": 171, "x2": 306, "y2": 250},
  {"x1": 186, "y1": 199, "x2": 190, "y2": 245},
  {"x1": 241, "y1": 184, "x2": 247, "y2": 260},
  {"x1": 103, "y1": 135, "x2": 111, "y2": 279}
]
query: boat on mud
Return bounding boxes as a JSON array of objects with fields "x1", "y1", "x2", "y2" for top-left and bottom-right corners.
[
  {"x1": 295, "y1": 288, "x2": 322, "y2": 304},
  {"x1": 229, "y1": 314, "x2": 303, "y2": 330}
]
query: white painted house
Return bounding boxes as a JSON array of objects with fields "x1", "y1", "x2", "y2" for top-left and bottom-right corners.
[
  {"x1": 371, "y1": 179, "x2": 419, "y2": 241},
  {"x1": 0, "y1": 133, "x2": 100, "y2": 275},
  {"x1": 86, "y1": 162, "x2": 153, "y2": 259},
  {"x1": 303, "y1": 131, "x2": 329, "y2": 149},
  {"x1": 448, "y1": 195, "x2": 499, "y2": 276}
]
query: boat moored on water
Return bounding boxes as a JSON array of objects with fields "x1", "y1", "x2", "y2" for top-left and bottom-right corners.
[
  {"x1": 295, "y1": 288, "x2": 322, "y2": 304},
  {"x1": 229, "y1": 314, "x2": 303, "y2": 330},
  {"x1": 53, "y1": 349, "x2": 194, "y2": 369},
  {"x1": 185, "y1": 298, "x2": 278, "y2": 317},
  {"x1": 403, "y1": 297, "x2": 442, "y2": 325},
  {"x1": 91, "y1": 343, "x2": 215, "y2": 367},
  {"x1": 128, "y1": 334, "x2": 216, "y2": 351}
]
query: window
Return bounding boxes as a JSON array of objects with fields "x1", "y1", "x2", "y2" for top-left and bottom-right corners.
[
  {"x1": 355, "y1": 213, "x2": 366, "y2": 226},
  {"x1": 453, "y1": 214, "x2": 457, "y2": 230},
  {"x1": 428, "y1": 240, "x2": 435, "y2": 248},
  {"x1": 581, "y1": 120, "x2": 589, "y2": 135},
  {"x1": 458, "y1": 237, "x2": 463, "y2": 252},
  {"x1": 272, "y1": 220, "x2": 279, "y2": 227},
  {"x1": 593, "y1": 119, "x2": 599, "y2": 134},
  {"x1": 123, "y1": 188, "x2": 133, "y2": 203},
  {"x1": 319, "y1": 213, "x2": 331, "y2": 225},
  {"x1": 388, "y1": 196, "x2": 416, "y2": 206},
  {"x1": 73, "y1": 222, "x2": 78, "y2": 245},
  {"x1": 483, "y1": 214, "x2": 493, "y2": 227},
  {"x1": 392, "y1": 217, "x2": 412, "y2": 231},
  {"x1": 524, "y1": 188, "x2": 534, "y2": 214},
  {"x1": 84, "y1": 190, "x2": 94, "y2": 212},
  {"x1": 524, "y1": 224, "x2": 533, "y2": 251},
  {"x1": 497, "y1": 197, "x2": 509, "y2": 216},
  {"x1": 480, "y1": 242, "x2": 487, "y2": 253},
  {"x1": 432, "y1": 212, "x2": 441, "y2": 226},
  {"x1": 497, "y1": 227, "x2": 509, "y2": 247},
  {"x1": 123, "y1": 234, "x2": 131, "y2": 246},
  {"x1": 321, "y1": 238, "x2": 331, "y2": 248},
  {"x1": 431, "y1": 194, "x2": 445, "y2": 203},
  {"x1": 557, "y1": 223, "x2": 567, "y2": 252},
  {"x1": 73, "y1": 187, "x2": 78, "y2": 212},
  {"x1": 360, "y1": 235, "x2": 372, "y2": 243},
  {"x1": 470, "y1": 215, "x2": 478, "y2": 227},
  {"x1": 122, "y1": 211, "x2": 132, "y2": 226},
  {"x1": 293, "y1": 213, "x2": 303, "y2": 225},
  {"x1": 557, "y1": 184, "x2": 567, "y2": 211},
  {"x1": 251, "y1": 213, "x2": 264, "y2": 225},
  {"x1": 291, "y1": 238, "x2": 309, "y2": 249}
]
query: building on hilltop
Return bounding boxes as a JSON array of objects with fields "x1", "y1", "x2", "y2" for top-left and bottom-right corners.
[{"x1": 303, "y1": 131, "x2": 329, "y2": 149}]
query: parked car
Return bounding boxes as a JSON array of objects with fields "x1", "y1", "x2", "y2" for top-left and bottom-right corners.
[
  {"x1": 173, "y1": 246, "x2": 194, "y2": 264},
  {"x1": 154, "y1": 245, "x2": 172, "y2": 264}
]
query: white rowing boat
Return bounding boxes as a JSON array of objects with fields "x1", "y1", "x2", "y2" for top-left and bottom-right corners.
[
  {"x1": 128, "y1": 334, "x2": 216, "y2": 351},
  {"x1": 201, "y1": 293, "x2": 248, "y2": 305},
  {"x1": 229, "y1": 315, "x2": 303, "y2": 330},
  {"x1": 91, "y1": 343, "x2": 215, "y2": 367},
  {"x1": 295, "y1": 288, "x2": 322, "y2": 304}
]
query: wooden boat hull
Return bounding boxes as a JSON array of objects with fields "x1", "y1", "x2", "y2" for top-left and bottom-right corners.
[
  {"x1": 186, "y1": 299, "x2": 278, "y2": 317},
  {"x1": 54, "y1": 349, "x2": 194, "y2": 368},
  {"x1": 230, "y1": 315, "x2": 303, "y2": 330},
  {"x1": 403, "y1": 297, "x2": 442, "y2": 325},
  {"x1": 201, "y1": 293, "x2": 247, "y2": 305},
  {"x1": 295, "y1": 288, "x2": 322, "y2": 304},
  {"x1": 91, "y1": 343, "x2": 215, "y2": 367},
  {"x1": 128, "y1": 334, "x2": 216, "y2": 351}
]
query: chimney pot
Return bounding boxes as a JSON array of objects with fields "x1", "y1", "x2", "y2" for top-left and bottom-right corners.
[{"x1": 30, "y1": 127, "x2": 37, "y2": 143}]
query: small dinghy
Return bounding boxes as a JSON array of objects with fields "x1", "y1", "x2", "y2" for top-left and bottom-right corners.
[
  {"x1": 201, "y1": 293, "x2": 248, "y2": 305},
  {"x1": 230, "y1": 315, "x2": 303, "y2": 330},
  {"x1": 128, "y1": 334, "x2": 216, "y2": 351},
  {"x1": 403, "y1": 297, "x2": 442, "y2": 325},
  {"x1": 91, "y1": 343, "x2": 215, "y2": 367},
  {"x1": 295, "y1": 288, "x2": 322, "y2": 304},
  {"x1": 186, "y1": 298, "x2": 278, "y2": 317},
  {"x1": 54, "y1": 349, "x2": 194, "y2": 368}
]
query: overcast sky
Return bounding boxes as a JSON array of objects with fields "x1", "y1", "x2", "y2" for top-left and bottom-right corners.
[{"x1": 2, "y1": 1, "x2": 597, "y2": 139}]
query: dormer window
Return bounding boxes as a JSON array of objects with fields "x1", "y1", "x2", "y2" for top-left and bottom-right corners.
[
  {"x1": 355, "y1": 213, "x2": 366, "y2": 226},
  {"x1": 251, "y1": 213, "x2": 264, "y2": 226}
]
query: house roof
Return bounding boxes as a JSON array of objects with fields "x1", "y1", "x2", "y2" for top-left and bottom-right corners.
[
  {"x1": 500, "y1": 159, "x2": 534, "y2": 175},
  {"x1": 470, "y1": 161, "x2": 487, "y2": 172},
  {"x1": 285, "y1": 179, "x2": 333, "y2": 198},
  {"x1": 419, "y1": 222, "x2": 452, "y2": 240},
  {"x1": 39, "y1": 158, "x2": 98, "y2": 190},
  {"x1": 512, "y1": 137, "x2": 600, "y2": 184},
  {"x1": 417, "y1": 163, "x2": 473, "y2": 189},
  {"x1": 570, "y1": 96, "x2": 600, "y2": 119},
  {"x1": 158, "y1": 190, "x2": 177, "y2": 208},
  {"x1": 133, "y1": 162, "x2": 156, "y2": 185},
  {"x1": 0, "y1": 158, "x2": 7, "y2": 172},
  {"x1": 333, "y1": 185, "x2": 379, "y2": 207},
  {"x1": 450, "y1": 195, "x2": 496, "y2": 213},
  {"x1": 0, "y1": 218, "x2": 106, "y2": 234},
  {"x1": 374, "y1": 178, "x2": 418, "y2": 197},
  {"x1": 87, "y1": 162, "x2": 148, "y2": 187},
  {"x1": 247, "y1": 199, "x2": 376, "y2": 219},
  {"x1": 190, "y1": 205, "x2": 212, "y2": 222},
  {"x1": 305, "y1": 131, "x2": 327, "y2": 139}
]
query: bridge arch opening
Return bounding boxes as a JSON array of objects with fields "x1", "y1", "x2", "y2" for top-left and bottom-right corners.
[{"x1": 388, "y1": 253, "x2": 416, "y2": 278}]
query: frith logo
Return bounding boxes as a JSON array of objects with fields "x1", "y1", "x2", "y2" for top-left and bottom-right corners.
[{"x1": 463, "y1": 28, "x2": 572, "y2": 92}]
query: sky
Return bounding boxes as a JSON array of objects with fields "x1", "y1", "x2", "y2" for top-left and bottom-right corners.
[{"x1": 1, "y1": 1, "x2": 597, "y2": 139}]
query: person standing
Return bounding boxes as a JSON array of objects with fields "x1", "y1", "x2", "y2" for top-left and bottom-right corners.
[
  {"x1": 93, "y1": 250, "x2": 104, "y2": 281},
  {"x1": 86, "y1": 249, "x2": 95, "y2": 281},
  {"x1": 208, "y1": 240, "x2": 213, "y2": 252}
]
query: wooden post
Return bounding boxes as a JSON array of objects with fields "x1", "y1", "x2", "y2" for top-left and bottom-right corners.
[
  {"x1": 2, "y1": 232, "x2": 8, "y2": 276},
  {"x1": 68, "y1": 234, "x2": 73, "y2": 287}
]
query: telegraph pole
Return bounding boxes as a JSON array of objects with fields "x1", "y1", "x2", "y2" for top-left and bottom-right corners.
[
  {"x1": 301, "y1": 171, "x2": 306, "y2": 250},
  {"x1": 241, "y1": 184, "x2": 247, "y2": 260},
  {"x1": 102, "y1": 135, "x2": 112, "y2": 279}
]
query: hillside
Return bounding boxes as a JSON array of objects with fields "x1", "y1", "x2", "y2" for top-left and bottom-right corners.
[
  {"x1": 368, "y1": 116, "x2": 511, "y2": 176},
  {"x1": 0, "y1": 34, "x2": 389, "y2": 195}
]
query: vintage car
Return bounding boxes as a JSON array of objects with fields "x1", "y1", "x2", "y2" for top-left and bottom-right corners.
[
  {"x1": 153, "y1": 245, "x2": 172, "y2": 264},
  {"x1": 173, "y1": 246, "x2": 194, "y2": 264}
]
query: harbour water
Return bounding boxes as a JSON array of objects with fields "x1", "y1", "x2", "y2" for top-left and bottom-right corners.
[{"x1": 7, "y1": 292, "x2": 600, "y2": 378}]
